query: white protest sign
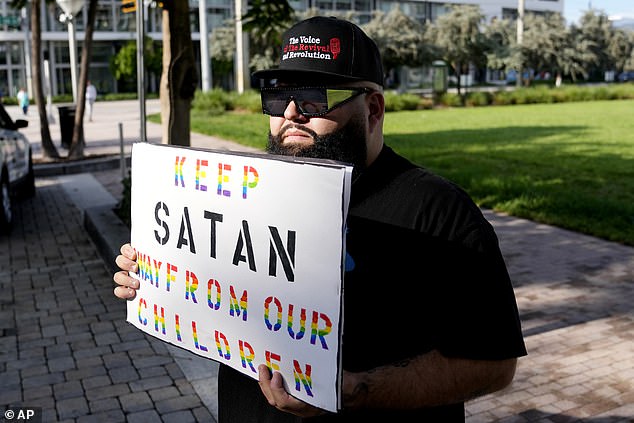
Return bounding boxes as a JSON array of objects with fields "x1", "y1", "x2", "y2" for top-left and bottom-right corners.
[{"x1": 126, "y1": 142, "x2": 352, "y2": 412}]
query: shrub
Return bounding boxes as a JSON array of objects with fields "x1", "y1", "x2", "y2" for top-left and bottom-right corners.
[
  {"x1": 465, "y1": 91, "x2": 492, "y2": 107},
  {"x1": 232, "y1": 90, "x2": 262, "y2": 113},
  {"x1": 192, "y1": 89, "x2": 232, "y2": 115},
  {"x1": 384, "y1": 91, "x2": 422, "y2": 112}
]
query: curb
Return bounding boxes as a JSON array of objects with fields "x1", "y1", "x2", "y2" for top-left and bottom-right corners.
[
  {"x1": 35, "y1": 154, "x2": 131, "y2": 177},
  {"x1": 84, "y1": 203, "x2": 130, "y2": 274}
]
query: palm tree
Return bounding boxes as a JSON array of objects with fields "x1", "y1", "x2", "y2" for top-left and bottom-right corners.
[
  {"x1": 68, "y1": 0, "x2": 98, "y2": 159},
  {"x1": 11, "y1": 0, "x2": 60, "y2": 158},
  {"x1": 159, "y1": 0, "x2": 198, "y2": 146}
]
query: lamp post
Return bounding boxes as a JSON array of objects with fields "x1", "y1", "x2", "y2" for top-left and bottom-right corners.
[
  {"x1": 516, "y1": 0, "x2": 525, "y2": 87},
  {"x1": 56, "y1": 0, "x2": 84, "y2": 103}
]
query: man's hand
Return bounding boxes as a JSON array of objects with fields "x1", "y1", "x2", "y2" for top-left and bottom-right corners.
[
  {"x1": 113, "y1": 243, "x2": 139, "y2": 299},
  {"x1": 257, "y1": 364, "x2": 327, "y2": 418}
]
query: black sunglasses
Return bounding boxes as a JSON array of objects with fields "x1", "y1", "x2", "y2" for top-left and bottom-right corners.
[{"x1": 261, "y1": 87, "x2": 373, "y2": 117}]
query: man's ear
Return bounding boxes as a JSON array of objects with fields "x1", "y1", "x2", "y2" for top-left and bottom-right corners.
[{"x1": 367, "y1": 91, "x2": 385, "y2": 134}]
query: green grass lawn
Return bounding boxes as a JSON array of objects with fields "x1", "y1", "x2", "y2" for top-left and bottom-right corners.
[{"x1": 189, "y1": 100, "x2": 634, "y2": 246}]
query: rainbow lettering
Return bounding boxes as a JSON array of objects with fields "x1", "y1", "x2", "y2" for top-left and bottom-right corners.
[
  {"x1": 215, "y1": 330, "x2": 231, "y2": 360},
  {"x1": 265, "y1": 350, "x2": 281, "y2": 371},
  {"x1": 174, "y1": 156, "x2": 186, "y2": 187},
  {"x1": 192, "y1": 321, "x2": 208, "y2": 351},
  {"x1": 229, "y1": 286, "x2": 248, "y2": 321},
  {"x1": 153, "y1": 304, "x2": 166, "y2": 335},
  {"x1": 138, "y1": 298, "x2": 147, "y2": 325},
  {"x1": 185, "y1": 270, "x2": 199, "y2": 303},
  {"x1": 263, "y1": 296, "x2": 282, "y2": 331},
  {"x1": 238, "y1": 340, "x2": 256, "y2": 372},
  {"x1": 287, "y1": 304, "x2": 306, "y2": 340},
  {"x1": 242, "y1": 165, "x2": 259, "y2": 199},
  {"x1": 195, "y1": 159, "x2": 208, "y2": 191},
  {"x1": 175, "y1": 314, "x2": 182, "y2": 342},
  {"x1": 217, "y1": 163, "x2": 231, "y2": 197},
  {"x1": 166, "y1": 263, "x2": 177, "y2": 292},
  {"x1": 207, "y1": 279, "x2": 221, "y2": 310},
  {"x1": 293, "y1": 360, "x2": 313, "y2": 396},
  {"x1": 310, "y1": 311, "x2": 332, "y2": 350}
]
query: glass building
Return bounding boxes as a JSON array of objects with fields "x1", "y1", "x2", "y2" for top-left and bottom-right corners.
[{"x1": 0, "y1": 0, "x2": 563, "y2": 98}]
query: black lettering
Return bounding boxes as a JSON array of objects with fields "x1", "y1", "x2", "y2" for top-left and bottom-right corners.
[
  {"x1": 176, "y1": 207, "x2": 196, "y2": 253},
  {"x1": 232, "y1": 220, "x2": 256, "y2": 271},
  {"x1": 204, "y1": 211, "x2": 223, "y2": 258},
  {"x1": 154, "y1": 202, "x2": 170, "y2": 245}
]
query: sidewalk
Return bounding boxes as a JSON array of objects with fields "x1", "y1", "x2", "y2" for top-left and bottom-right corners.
[{"x1": 1, "y1": 100, "x2": 633, "y2": 422}]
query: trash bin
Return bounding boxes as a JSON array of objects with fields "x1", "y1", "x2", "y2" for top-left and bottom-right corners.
[
  {"x1": 432, "y1": 60, "x2": 448, "y2": 95},
  {"x1": 58, "y1": 104, "x2": 76, "y2": 149}
]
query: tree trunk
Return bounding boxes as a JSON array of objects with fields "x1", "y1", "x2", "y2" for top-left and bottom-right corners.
[
  {"x1": 69, "y1": 0, "x2": 98, "y2": 159},
  {"x1": 160, "y1": 0, "x2": 198, "y2": 146},
  {"x1": 31, "y1": 0, "x2": 59, "y2": 159}
]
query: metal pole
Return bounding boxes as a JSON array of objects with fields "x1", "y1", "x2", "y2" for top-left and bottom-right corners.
[
  {"x1": 22, "y1": 7, "x2": 33, "y2": 99},
  {"x1": 68, "y1": 18, "x2": 78, "y2": 102},
  {"x1": 199, "y1": 0, "x2": 211, "y2": 91},
  {"x1": 136, "y1": 0, "x2": 146, "y2": 142},
  {"x1": 516, "y1": 0, "x2": 525, "y2": 88},
  {"x1": 234, "y1": 0, "x2": 246, "y2": 93},
  {"x1": 119, "y1": 122, "x2": 126, "y2": 178},
  {"x1": 44, "y1": 59, "x2": 55, "y2": 123}
]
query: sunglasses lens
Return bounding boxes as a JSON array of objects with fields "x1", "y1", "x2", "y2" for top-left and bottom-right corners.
[
  {"x1": 262, "y1": 88, "x2": 366, "y2": 117},
  {"x1": 262, "y1": 88, "x2": 328, "y2": 116},
  {"x1": 326, "y1": 89, "x2": 357, "y2": 110}
]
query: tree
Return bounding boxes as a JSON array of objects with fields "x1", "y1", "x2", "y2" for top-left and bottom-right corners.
[
  {"x1": 428, "y1": 5, "x2": 487, "y2": 99},
  {"x1": 362, "y1": 7, "x2": 435, "y2": 87},
  {"x1": 517, "y1": 13, "x2": 568, "y2": 85},
  {"x1": 160, "y1": 0, "x2": 198, "y2": 146},
  {"x1": 606, "y1": 28, "x2": 633, "y2": 75},
  {"x1": 210, "y1": 23, "x2": 236, "y2": 88},
  {"x1": 68, "y1": 0, "x2": 98, "y2": 159},
  {"x1": 573, "y1": 10, "x2": 617, "y2": 80},
  {"x1": 11, "y1": 0, "x2": 59, "y2": 159},
  {"x1": 110, "y1": 37, "x2": 162, "y2": 92},
  {"x1": 242, "y1": 0, "x2": 294, "y2": 73}
]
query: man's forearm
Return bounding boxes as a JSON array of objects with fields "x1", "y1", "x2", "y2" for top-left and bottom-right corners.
[{"x1": 342, "y1": 350, "x2": 517, "y2": 410}]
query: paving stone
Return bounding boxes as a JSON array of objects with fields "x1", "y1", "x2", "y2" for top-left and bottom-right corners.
[
  {"x1": 120, "y1": 391, "x2": 154, "y2": 413},
  {"x1": 126, "y1": 409, "x2": 161, "y2": 423},
  {"x1": 53, "y1": 380, "x2": 85, "y2": 400},
  {"x1": 57, "y1": 396, "x2": 89, "y2": 419}
]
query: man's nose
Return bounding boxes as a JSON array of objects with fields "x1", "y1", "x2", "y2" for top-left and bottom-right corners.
[{"x1": 284, "y1": 99, "x2": 309, "y2": 122}]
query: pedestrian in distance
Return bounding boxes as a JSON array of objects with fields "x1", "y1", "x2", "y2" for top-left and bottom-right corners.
[
  {"x1": 113, "y1": 16, "x2": 527, "y2": 422},
  {"x1": 85, "y1": 80, "x2": 97, "y2": 122},
  {"x1": 17, "y1": 87, "x2": 29, "y2": 115}
]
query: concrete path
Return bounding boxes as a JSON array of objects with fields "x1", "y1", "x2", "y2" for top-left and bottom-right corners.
[{"x1": 1, "y1": 100, "x2": 632, "y2": 422}]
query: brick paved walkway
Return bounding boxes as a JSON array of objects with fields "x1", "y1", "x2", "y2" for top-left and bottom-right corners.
[
  {"x1": 0, "y1": 177, "x2": 215, "y2": 422},
  {"x1": 2, "y1": 100, "x2": 633, "y2": 422},
  {"x1": 466, "y1": 212, "x2": 634, "y2": 422}
]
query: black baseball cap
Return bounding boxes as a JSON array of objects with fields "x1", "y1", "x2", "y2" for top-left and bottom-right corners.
[{"x1": 253, "y1": 16, "x2": 384, "y2": 87}]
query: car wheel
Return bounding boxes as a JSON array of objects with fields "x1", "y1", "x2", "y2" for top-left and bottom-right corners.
[{"x1": 0, "y1": 172, "x2": 13, "y2": 234}]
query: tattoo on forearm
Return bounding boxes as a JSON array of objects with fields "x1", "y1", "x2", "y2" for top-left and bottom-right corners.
[{"x1": 344, "y1": 381, "x2": 369, "y2": 407}]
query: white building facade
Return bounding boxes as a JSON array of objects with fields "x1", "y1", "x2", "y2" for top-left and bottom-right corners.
[{"x1": 0, "y1": 0, "x2": 563, "y2": 98}]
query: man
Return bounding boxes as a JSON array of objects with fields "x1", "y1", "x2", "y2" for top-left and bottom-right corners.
[
  {"x1": 114, "y1": 16, "x2": 526, "y2": 422},
  {"x1": 85, "y1": 81, "x2": 97, "y2": 122}
]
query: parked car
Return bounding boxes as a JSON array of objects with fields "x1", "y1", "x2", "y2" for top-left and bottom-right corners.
[
  {"x1": 0, "y1": 103, "x2": 35, "y2": 234},
  {"x1": 617, "y1": 71, "x2": 634, "y2": 82}
]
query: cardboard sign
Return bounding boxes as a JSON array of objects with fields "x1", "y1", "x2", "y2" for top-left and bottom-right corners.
[{"x1": 126, "y1": 142, "x2": 352, "y2": 412}]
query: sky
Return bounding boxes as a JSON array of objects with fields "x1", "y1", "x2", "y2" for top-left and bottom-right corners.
[{"x1": 563, "y1": 0, "x2": 634, "y2": 25}]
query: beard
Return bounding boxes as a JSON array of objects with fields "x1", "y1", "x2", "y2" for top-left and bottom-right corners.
[{"x1": 266, "y1": 115, "x2": 368, "y2": 172}]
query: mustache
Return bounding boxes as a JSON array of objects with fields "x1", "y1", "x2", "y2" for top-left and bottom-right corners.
[{"x1": 279, "y1": 124, "x2": 319, "y2": 140}]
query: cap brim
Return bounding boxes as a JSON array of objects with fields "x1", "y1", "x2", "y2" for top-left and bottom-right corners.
[{"x1": 252, "y1": 68, "x2": 365, "y2": 86}]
